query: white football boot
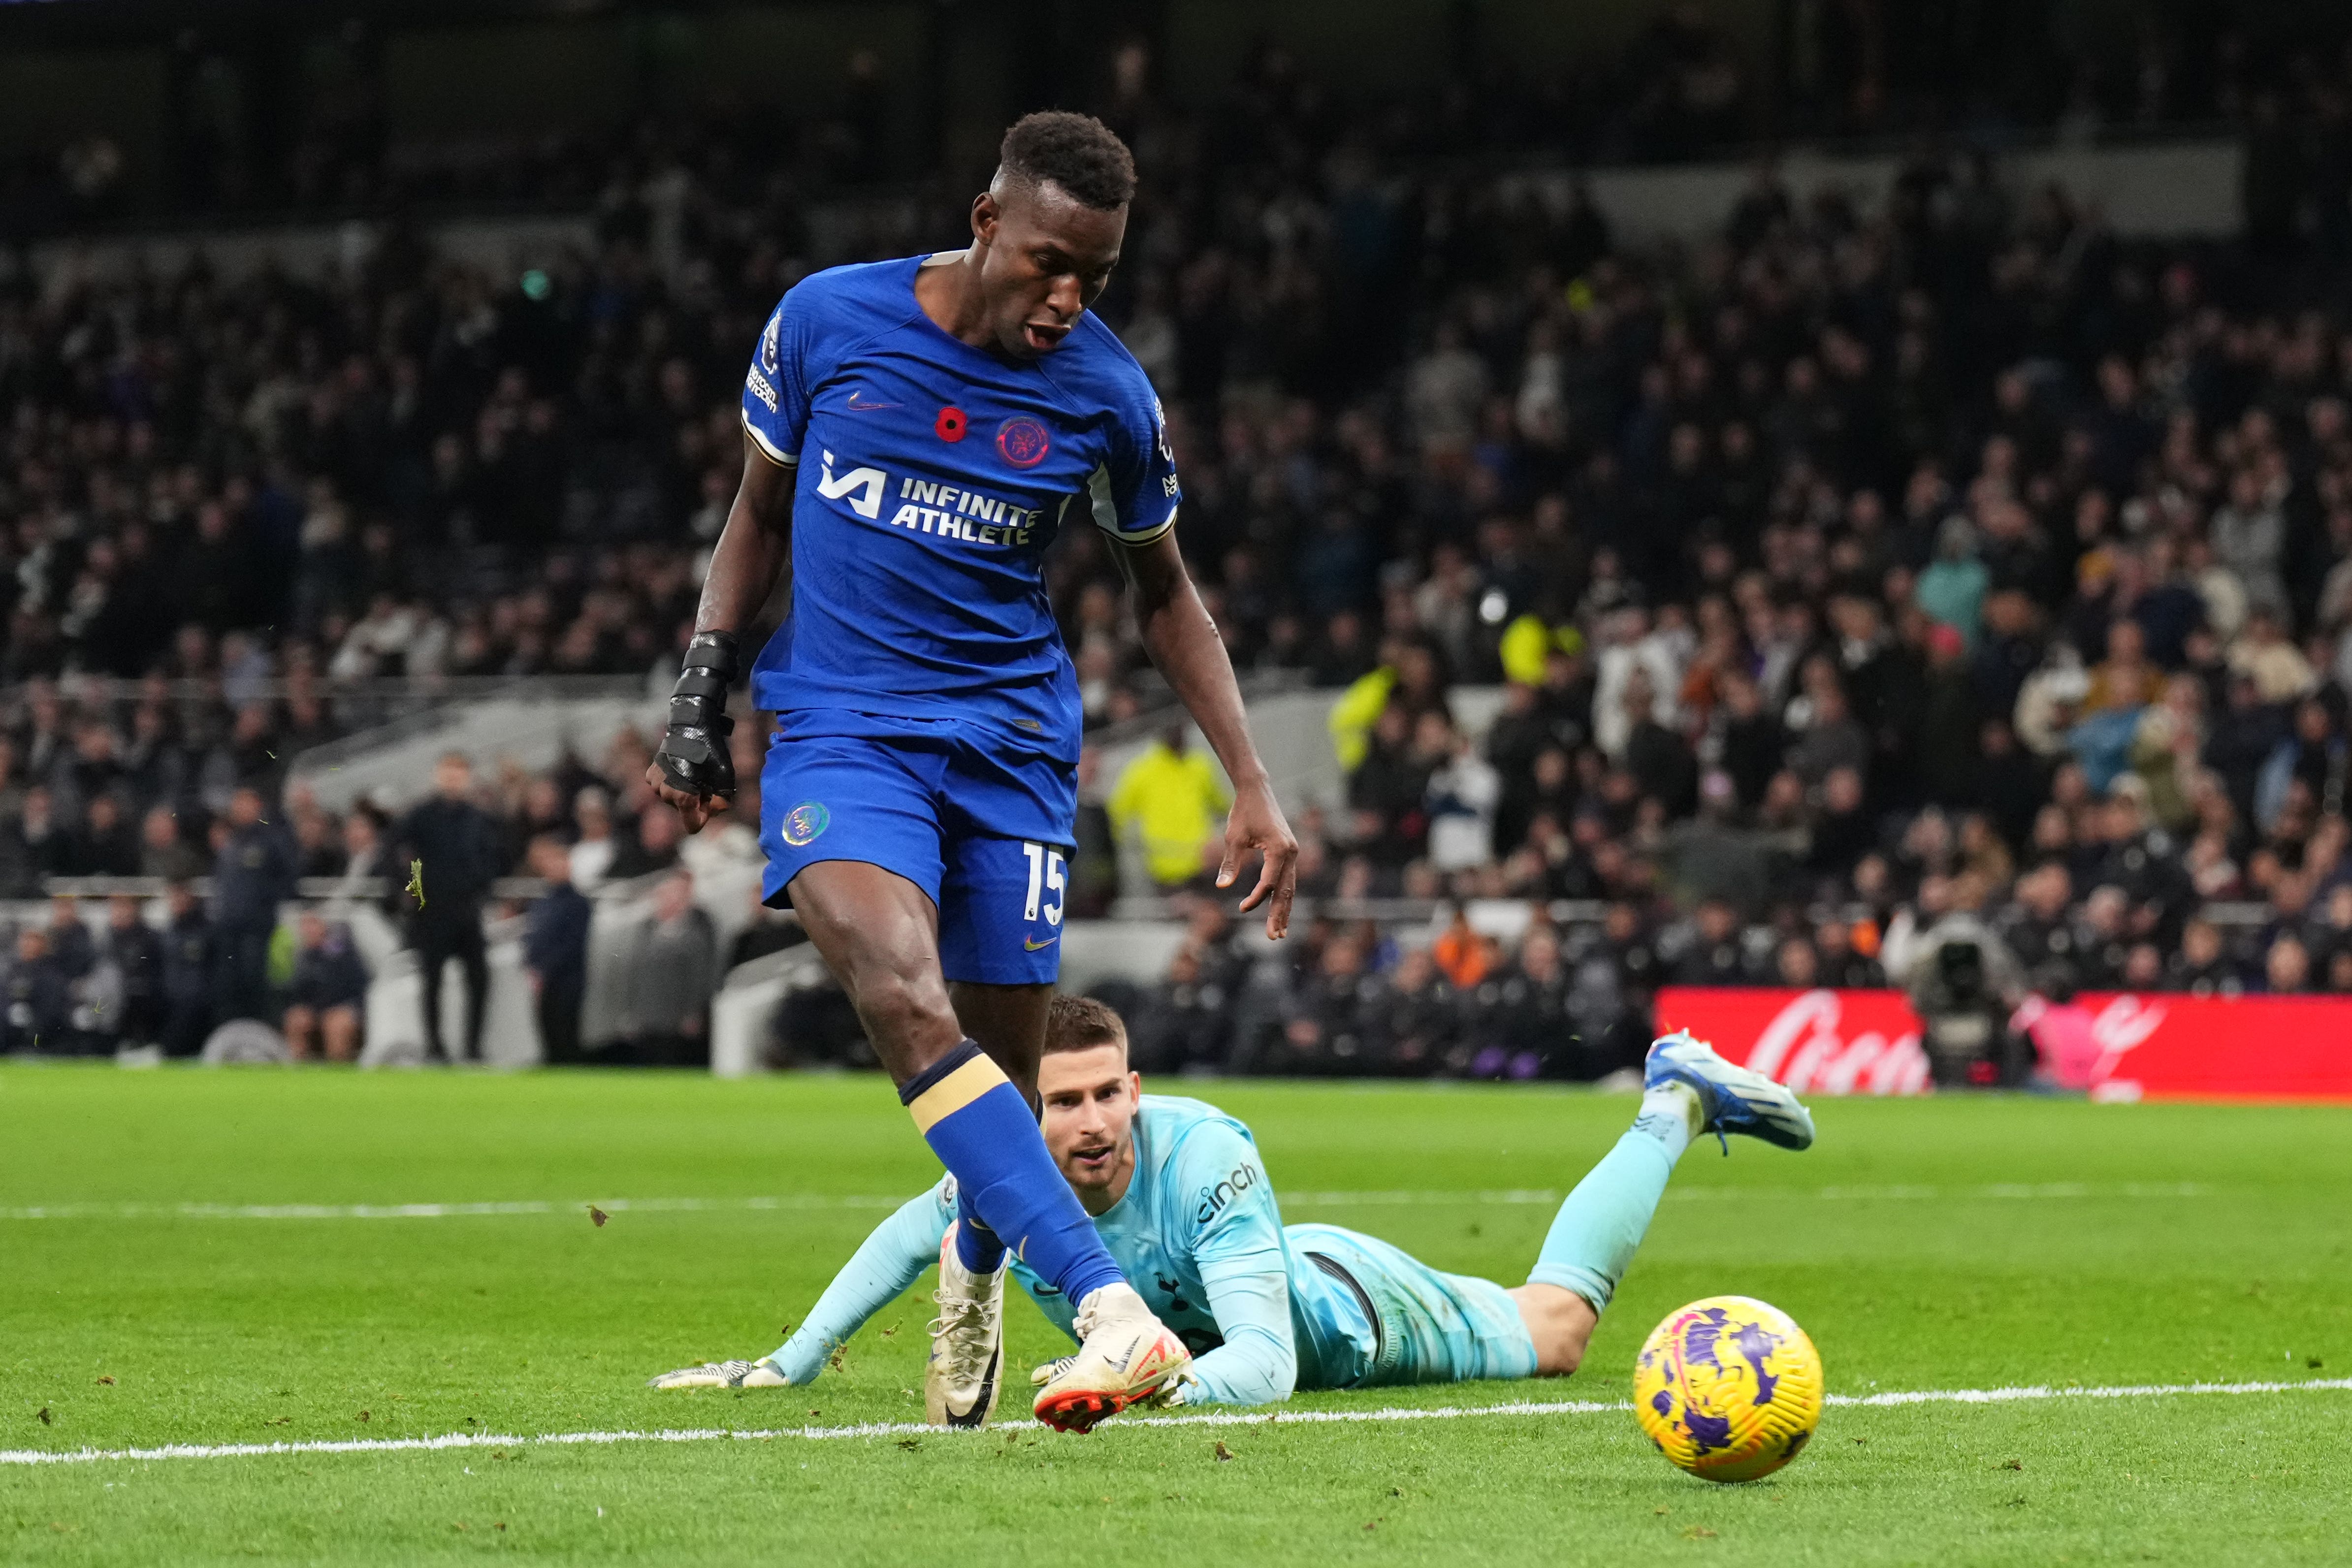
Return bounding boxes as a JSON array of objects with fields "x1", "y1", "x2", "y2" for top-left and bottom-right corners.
[
  {"x1": 926, "y1": 1224, "x2": 1007, "y2": 1428},
  {"x1": 1030, "y1": 1281, "x2": 1192, "y2": 1433},
  {"x1": 1644, "y1": 1029, "x2": 1816, "y2": 1151},
  {"x1": 646, "y1": 1358, "x2": 789, "y2": 1390}
]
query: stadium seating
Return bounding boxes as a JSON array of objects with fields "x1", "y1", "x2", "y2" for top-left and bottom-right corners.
[{"x1": 2, "y1": 35, "x2": 2350, "y2": 1078}]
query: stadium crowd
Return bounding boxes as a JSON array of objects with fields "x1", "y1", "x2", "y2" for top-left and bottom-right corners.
[
  {"x1": 5, "y1": 36, "x2": 2352, "y2": 1070},
  {"x1": 5, "y1": 1, "x2": 2279, "y2": 236}
]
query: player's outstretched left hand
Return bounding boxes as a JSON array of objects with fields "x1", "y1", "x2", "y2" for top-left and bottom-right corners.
[{"x1": 1218, "y1": 779, "x2": 1298, "y2": 940}]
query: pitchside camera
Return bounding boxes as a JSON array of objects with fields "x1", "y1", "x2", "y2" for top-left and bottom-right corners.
[{"x1": 1914, "y1": 938, "x2": 2003, "y2": 1088}]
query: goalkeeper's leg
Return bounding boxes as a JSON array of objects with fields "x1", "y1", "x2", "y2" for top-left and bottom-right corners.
[
  {"x1": 1505, "y1": 1076, "x2": 1699, "y2": 1375},
  {"x1": 1514, "y1": 1030, "x2": 1816, "y2": 1373},
  {"x1": 1269, "y1": 1056, "x2": 1726, "y2": 1390}
]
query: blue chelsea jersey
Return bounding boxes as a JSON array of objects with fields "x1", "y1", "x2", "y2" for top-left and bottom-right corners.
[{"x1": 739, "y1": 253, "x2": 1180, "y2": 762}]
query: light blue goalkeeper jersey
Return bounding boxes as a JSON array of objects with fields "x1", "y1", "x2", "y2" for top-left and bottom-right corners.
[{"x1": 768, "y1": 1094, "x2": 1376, "y2": 1405}]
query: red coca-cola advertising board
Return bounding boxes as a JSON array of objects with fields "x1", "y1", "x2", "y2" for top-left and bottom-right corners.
[{"x1": 1651, "y1": 987, "x2": 2352, "y2": 1100}]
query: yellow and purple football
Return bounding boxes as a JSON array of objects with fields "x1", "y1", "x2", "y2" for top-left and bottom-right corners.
[{"x1": 1632, "y1": 1295, "x2": 1823, "y2": 1482}]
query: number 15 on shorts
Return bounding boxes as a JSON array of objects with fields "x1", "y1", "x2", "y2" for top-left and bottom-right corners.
[{"x1": 1021, "y1": 842, "x2": 1066, "y2": 928}]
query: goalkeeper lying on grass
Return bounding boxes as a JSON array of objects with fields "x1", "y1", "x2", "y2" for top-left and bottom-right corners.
[{"x1": 653, "y1": 997, "x2": 1814, "y2": 1422}]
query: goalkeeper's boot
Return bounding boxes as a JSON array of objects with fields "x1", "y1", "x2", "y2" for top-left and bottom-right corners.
[
  {"x1": 646, "y1": 1358, "x2": 789, "y2": 1390},
  {"x1": 1030, "y1": 1282, "x2": 1192, "y2": 1434},
  {"x1": 925, "y1": 1224, "x2": 1006, "y2": 1429},
  {"x1": 1644, "y1": 1029, "x2": 1816, "y2": 1152}
]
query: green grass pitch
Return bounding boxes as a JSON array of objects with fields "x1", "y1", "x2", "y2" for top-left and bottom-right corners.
[{"x1": 3, "y1": 1066, "x2": 2349, "y2": 1566}]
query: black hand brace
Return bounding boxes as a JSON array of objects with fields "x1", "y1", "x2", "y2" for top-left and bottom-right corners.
[{"x1": 653, "y1": 630, "x2": 741, "y2": 799}]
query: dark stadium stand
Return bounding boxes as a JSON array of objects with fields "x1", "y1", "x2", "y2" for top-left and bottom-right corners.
[{"x1": 2, "y1": 15, "x2": 2351, "y2": 1073}]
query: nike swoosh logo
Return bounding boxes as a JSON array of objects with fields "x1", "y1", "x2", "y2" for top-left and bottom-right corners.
[
  {"x1": 1024, "y1": 935, "x2": 1059, "y2": 951},
  {"x1": 843, "y1": 389, "x2": 901, "y2": 411},
  {"x1": 942, "y1": 1349, "x2": 999, "y2": 1428}
]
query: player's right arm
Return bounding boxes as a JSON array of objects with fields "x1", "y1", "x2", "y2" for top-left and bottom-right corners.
[
  {"x1": 1162, "y1": 1123, "x2": 1297, "y2": 1406},
  {"x1": 767, "y1": 1182, "x2": 955, "y2": 1384},
  {"x1": 648, "y1": 295, "x2": 806, "y2": 832}
]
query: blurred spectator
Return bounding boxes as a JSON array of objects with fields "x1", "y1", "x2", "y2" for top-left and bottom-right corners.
[
  {"x1": 570, "y1": 789, "x2": 619, "y2": 890},
  {"x1": 2165, "y1": 918, "x2": 2240, "y2": 995},
  {"x1": 210, "y1": 786, "x2": 298, "y2": 1025},
  {"x1": 1268, "y1": 928, "x2": 1380, "y2": 1076},
  {"x1": 105, "y1": 894, "x2": 165, "y2": 1054},
  {"x1": 288, "y1": 785, "x2": 346, "y2": 878},
  {"x1": 2264, "y1": 933, "x2": 2313, "y2": 994},
  {"x1": 160, "y1": 881, "x2": 215, "y2": 1057},
  {"x1": 617, "y1": 871, "x2": 718, "y2": 1066},
  {"x1": 4, "y1": 927, "x2": 72, "y2": 1054},
  {"x1": 1997, "y1": 862, "x2": 2080, "y2": 987},
  {"x1": 522, "y1": 835, "x2": 593, "y2": 1065},
  {"x1": 608, "y1": 805, "x2": 685, "y2": 882},
  {"x1": 1804, "y1": 768, "x2": 1875, "y2": 882},
  {"x1": 1109, "y1": 726, "x2": 1230, "y2": 893},
  {"x1": 1068, "y1": 747, "x2": 1121, "y2": 918},
  {"x1": 1379, "y1": 946, "x2": 1459, "y2": 1076},
  {"x1": 1773, "y1": 937, "x2": 1821, "y2": 987},
  {"x1": 73, "y1": 795, "x2": 141, "y2": 877},
  {"x1": 1917, "y1": 520, "x2": 1990, "y2": 649},
  {"x1": 1423, "y1": 715, "x2": 1501, "y2": 872},
  {"x1": 45, "y1": 895, "x2": 96, "y2": 982},
  {"x1": 139, "y1": 807, "x2": 206, "y2": 882},
  {"x1": 1813, "y1": 919, "x2": 1886, "y2": 988},
  {"x1": 2229, "y1": 608, "x2": 2316, "y2": 708},
  {"x1": 1430, "y1": 902, "x2": 1496, "y2": 988},
  {"x1": 333, "y1": 807, "x2": 392, "y2": 907},
  {"x1": 283, "y1": 911, "x2": 368, "y2": 1063},
  {"x1": 1675, "y1": 898, "x2": 1752, "y2": 984},
  {"x1": 391, "y1": 753, "x2": 504, "y2": 1063},
  {"x1": 1466, "y1": 925, "x2": 1572, "y2": 1080},
  {"x1": 1128, "y1": 943, "x2": 1232, "y2": 1076},
  {"x1": 1598, "y1": 901, "x2": 1662, "y2": 1043},
  {"x1": 8, "y1": 788, "x2": 72, "y2": 894},
  {"x1": 1716, "y1": 675, "x2": 1785, "y2": 812}
]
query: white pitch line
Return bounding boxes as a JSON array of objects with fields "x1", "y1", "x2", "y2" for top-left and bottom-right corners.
[
  {"x1": 0, "y1": 1183, "x2": 2212, "y2": 1223},
  {"x1": 4, "y1": 1377, "x2": 2345, "y2": 1469}
]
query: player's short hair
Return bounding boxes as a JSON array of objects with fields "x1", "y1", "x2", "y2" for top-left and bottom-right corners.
[
  {"x1": 1044, "y1": 994, "x2": 1128, "y2": 1056},
  {"x1": 997, "y1": 112, "x2": 1135, "y2": 211}
]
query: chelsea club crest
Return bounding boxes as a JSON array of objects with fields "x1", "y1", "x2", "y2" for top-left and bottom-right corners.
[{"x1": 781, "y1": 801, "x2": 831, "y2": 846}]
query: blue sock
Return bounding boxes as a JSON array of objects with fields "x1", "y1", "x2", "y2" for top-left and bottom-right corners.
[
  {"x1": 901, "y1": 1041, "x2": 1124, "y2": 1304},
  {"x1": 955, "y1": 1190, "x2": 1007, "y2": 1274},
  {"x1": 954, "y1": 1078, "x2": 1020, "y2": 1273},
  {"x1": 1526, "y1": 1085, "x2": 1699, "y2": 1312}
]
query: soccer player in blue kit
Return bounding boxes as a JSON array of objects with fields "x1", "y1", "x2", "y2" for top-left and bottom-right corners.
[
  {"x1": 643, "y1": 113, "x2": 1298, "y2": 1433},
  {"x1": 667, "y1": 1000, "x2": 1814, "y2": 1416}
]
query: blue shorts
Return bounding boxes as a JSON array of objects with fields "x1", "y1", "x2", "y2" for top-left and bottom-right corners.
[
  {"x1": 1286, "y1": 1223, "x2": 1540, "y2": 1388},
  {"x1": 758, "y1": 710, "x2": 1076, "y2": 986}
]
